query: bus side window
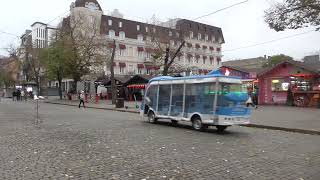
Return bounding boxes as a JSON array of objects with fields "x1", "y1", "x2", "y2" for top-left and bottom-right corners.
[{"x1": 145, "y1": 85, "x2": 158, "y2": 111}]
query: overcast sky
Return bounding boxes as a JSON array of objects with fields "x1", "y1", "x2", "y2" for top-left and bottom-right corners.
[{"x1": 0, "y1": 0, "x2": 319, "y2": 60}]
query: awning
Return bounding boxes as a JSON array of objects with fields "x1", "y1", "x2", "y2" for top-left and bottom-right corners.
[
  {"x1": 108, "y1": 43, "x2": 116, "y2": 48},
  {"x1": 119, "y1": 44, "x2": 126, "y2": 49},
  {"x1": 119, "y1": 62, "x2": 126, "y2": 67},
  {"x1": 137, "y1": 47, "x2": 144, "y2": 52},
  {"x1": 202, "y1": 45, "x2": 207, "y2": 50},
  {"x1": 127, "y1": 84, "x2": 146, "y2": 89},
  {"x1": 154, "y1": 66, "x2": 160, "y2": 70},
  {"x1": 137, "y1": 64, "x2": 144, "y2": 68},
  {"x1": 146, "y1": 65, "x2": 154, "y2": 70}
]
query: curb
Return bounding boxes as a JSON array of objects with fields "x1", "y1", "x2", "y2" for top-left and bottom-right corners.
[
  {"x1": 45, "y1": 101, "x2": 319, "y2": 135},
  {"x1": 240, "y1": 124, "x2": 320, "y2": 135},
  {"x1": 44, "y1": 101, "x2": 139, "y2": 114}
]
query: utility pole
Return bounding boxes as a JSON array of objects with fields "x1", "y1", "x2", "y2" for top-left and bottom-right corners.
[{"x1": 109, "y1": 40, "x2": 117, "y2": 105}]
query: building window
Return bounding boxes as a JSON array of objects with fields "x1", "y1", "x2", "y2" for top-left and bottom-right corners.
[
  {"x1": 146, "y1": 27, "x2": 149, "y2": 32},
  {"x1": 198, "y1": 33, "x2": 201, "y2": 40},
  {"x1": 119, "y1": 31, "x2": 125, "y2": 40},
  {"x1": 138, "y1": 51, "x2": 144, "y2": 58},
  {"x1": 108, "y1": 19, "x2": 112, "y2": 26},
  {"x1": 169, "y1": 31, "x2": 172, "y2": 36},
  {"x1": 271, "y1": 79, "x2": 289, "y2": 92},
  {"x1": 203, "y1": 59, "x2": 206, "y2": 64},
  {"x1": 119, "y1": 21, "x2": 122, "y2": 28},
  {"x1": 146, "y1": 52, "x2": 151, "y2": 59},
  {"x1": 153, "y1": 28, "x2": 156, "y2": 33},
  {"x1": 109, "y1": 30, "x2": 115, "y2": 39},
  {"x1": 137, "y1": 25, "x2": 140, "y2": 31},
  {"x1": 138, "y1": 68, "x2": 142, "y2": 74},
  {"x1": 170, "y1": 40, "x2": 175, "y2": 47},
  {"x1": 119, "y1": 49, "x2": 125, "y2": 56},
  {"x1": 210, "y1": 59, "x2": 213, "y2": 65},
  {"x1": 147, "y1": 69, "x2": 151, "y2": 75},
  {"x1": 137, "y1": 35, "x2": 143, "y2": 42},
  {"x1": 205, "y1": 35, "x2": 209, "y2": 41},
  {"x1": 176, "y1": 32, "x2": 180, "y2": 38},
  {"x1": 189, "y1": 31, "x2": 193, "y2": 39},
  {"x1": 120, "y1": 67, "x2": 124, "y2": 74}
]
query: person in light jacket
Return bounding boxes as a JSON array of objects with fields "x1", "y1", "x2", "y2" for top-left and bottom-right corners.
[{"x1": 79, "y1": 91, "x2": 86, "y2": 108}]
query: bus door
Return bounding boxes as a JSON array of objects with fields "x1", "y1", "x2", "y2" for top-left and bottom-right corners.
[{"x1": 170, "y1": 84, "x2": 184, "y2": 117}]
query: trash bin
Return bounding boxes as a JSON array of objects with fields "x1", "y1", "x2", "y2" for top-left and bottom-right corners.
[{"x1": 116, "y1": 98, "x2": 124, "y2": 108}]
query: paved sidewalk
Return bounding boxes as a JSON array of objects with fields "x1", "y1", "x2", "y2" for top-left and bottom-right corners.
[{"x1": 45, "y1": 99, "x2": 320, "y2": 135}]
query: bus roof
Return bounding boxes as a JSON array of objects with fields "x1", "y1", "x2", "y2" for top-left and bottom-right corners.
[{"x1": 149, "y1": 70, "x2": 241, "y2": 83}]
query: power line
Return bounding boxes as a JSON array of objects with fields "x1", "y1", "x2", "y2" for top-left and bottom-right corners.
[
  {"x1": 222, "y1": 29, "x2": 316, "y2": 53},
  {"x1": 0, "y1": 30, "x2": 20, "y2": 38},
  {"x1": 192, "y1": 0, "x2": 249, "y2": 21}
]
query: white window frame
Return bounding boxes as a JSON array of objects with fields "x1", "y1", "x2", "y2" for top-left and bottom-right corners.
[
  {"x1": 137, "y1": 35, "x2": 143, "y2": 42},
  {"x1": 109, "y1": 30, "x2": 115, "y2": 39},
  {"x1": 119, "y1": 31, "x2": 125, "y2": 40},
  {"x1": 198, "y1": 33, "x2": 201, "y2": 40},
  {"x1": 108, "y1": 19, "x2": 112, "y2": 26}
]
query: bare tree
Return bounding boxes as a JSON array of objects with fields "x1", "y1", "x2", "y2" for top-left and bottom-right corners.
[{"x1": 145, "y1": 21, "x2": 186, "y2": 76}]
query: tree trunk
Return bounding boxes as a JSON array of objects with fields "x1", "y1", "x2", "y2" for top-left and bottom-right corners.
[
  {"x1": 110, "y1": 40, "x2": 117, "y2": 105},
  {"x1": 58, "y1": 78, "x2": 63, "y2": 100}
]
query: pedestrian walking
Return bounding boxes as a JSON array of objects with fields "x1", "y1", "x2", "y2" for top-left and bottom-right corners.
[
  {"x1": 21, "y1": 90, "x2": 25, "y2": 102},
  {"x1": 12, "y1": 90, "x2": 16, "y2": 101},
  {"x1": 79, "y1": 91, "x2": 86, "y2": 108},
  {"x1": 17, "y1": 89, "x2": 21, "y2": 101}
]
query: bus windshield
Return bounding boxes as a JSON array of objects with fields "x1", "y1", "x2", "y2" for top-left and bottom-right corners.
[{"x1": 217, "y1": 83, "x2": 248, "y2": 107}]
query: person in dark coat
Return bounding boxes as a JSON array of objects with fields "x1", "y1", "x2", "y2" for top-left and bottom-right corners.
[{"x1": 12, "y1": 91, "x2": 16, "y2": 101}]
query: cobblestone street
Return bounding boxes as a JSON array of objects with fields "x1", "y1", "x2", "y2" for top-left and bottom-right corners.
[{"x1": 0, "y1": 101, "x2": 320, "y2": 179}]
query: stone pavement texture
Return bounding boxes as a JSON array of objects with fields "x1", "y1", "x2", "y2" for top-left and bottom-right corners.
[
  {"x1": 46, "y1": 99, "x2": 320, "y2": 134},
  {"x1": 0, "y1": 100, "x2": 320, "y2": 179}
]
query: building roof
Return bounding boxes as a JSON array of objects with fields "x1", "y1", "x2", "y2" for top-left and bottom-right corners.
[
  {"x1": 258, "y1": 60, "x2": 319, "y2": 76},
  {"x1": 222, "y1": 57, "x2": 268, "y2": 73},
  {"x1": 74, "y1": 0, "x2": 102, "y2": 11},
  {"x1": 100, "y1": 16, "x2": 224, "y2": 43}
]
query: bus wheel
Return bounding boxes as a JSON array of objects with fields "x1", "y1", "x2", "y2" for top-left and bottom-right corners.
[
  {"x1": 216, "y1": 126, "x2": 227, "y2": 133},
  {"x1": 192, "y1": 117, "x2": 204, "y2": 131},
  {"x1": 148, "y1": 111, "x2": 157, "y2": 124}
]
